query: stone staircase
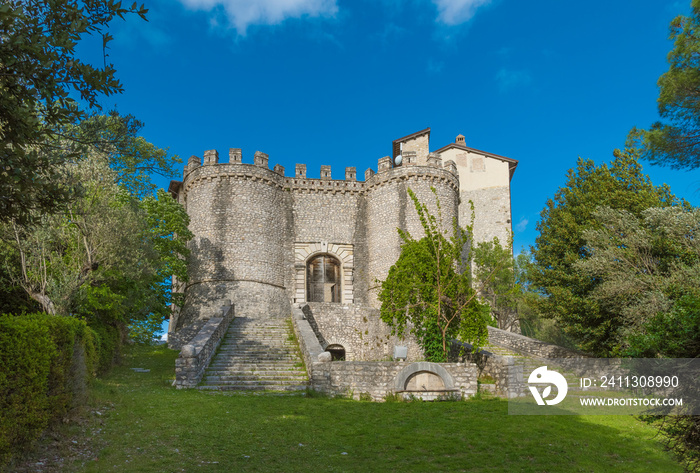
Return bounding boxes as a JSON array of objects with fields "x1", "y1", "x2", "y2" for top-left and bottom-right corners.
[
  {"x1": 484, "y1": 344, "x2": 601, "y2": 393},
  {"x1": 199, "y1": 317, "x2": 309, "y2": 392}
]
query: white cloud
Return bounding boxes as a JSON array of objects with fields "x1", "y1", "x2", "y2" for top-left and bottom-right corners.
[
  {"x1": 178, "y1": 0, "x2": 338, "y2": 34},
  {"x1": 515, "y1": 217, "x2": 529, "y2": 233},
  {"x1": 432, "y1": 0, "x2": 491, "y2": 25},
  {"x1": 495, "y1": 68, "x2": 532, "y2": 92}
]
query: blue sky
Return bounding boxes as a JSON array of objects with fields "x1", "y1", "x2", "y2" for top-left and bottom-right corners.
[{"x1": 79, "y1": 0, "x2": 699, "y2": 255}]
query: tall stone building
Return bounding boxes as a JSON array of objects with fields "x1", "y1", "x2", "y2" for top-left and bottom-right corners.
[{"x1": 168, "y1": 128, "x2": 517, "y2": 361}]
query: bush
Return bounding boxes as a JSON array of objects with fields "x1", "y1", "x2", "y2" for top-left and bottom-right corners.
[
  {"x1": 89, "y1": 321, "x2": 122, "y2": 374},
  {"x1": 0, "y1": 313, "x2": 98, "y2": 467}
]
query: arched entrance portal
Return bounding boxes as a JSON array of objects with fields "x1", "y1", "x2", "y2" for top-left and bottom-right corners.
[{"x1": 306, "y1": 254, "x2": 341, "y2": 302}]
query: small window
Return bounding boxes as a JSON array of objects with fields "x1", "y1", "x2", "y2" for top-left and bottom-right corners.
[
  {"x1": 307, "y1": 255, "x2": 341, "y2": 302},
  {"x1": 326, "y1": 344, "x2": 346, "y2": 361}
]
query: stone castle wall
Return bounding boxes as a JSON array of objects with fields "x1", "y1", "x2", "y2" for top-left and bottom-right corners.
[
  {"x1": 461, "y1": 186, "x2": 512, "y2": 245},
  {"x1": 302, "y1": 302, "x2": 423, "y2": 361},
  {"x1": 173, "y1": 149, "x2": 460, "y2": 343},
  {"x1": 171, "y1": 138, "x2": 514, "y2": 357},
  {"x1": 365, "y1": 165, "x2": 459, "y2": 307}
]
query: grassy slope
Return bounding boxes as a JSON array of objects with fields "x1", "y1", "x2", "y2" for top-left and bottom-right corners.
[{"x1": 67, "y1": 345, "x2": 681, "y2": 473}]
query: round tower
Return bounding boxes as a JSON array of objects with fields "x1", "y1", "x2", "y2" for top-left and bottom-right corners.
[
  {"x1": 365, "y1": 154, "x2": 460, "y2": 308},
  {"x1": 175, "y1": 149, "x2": 291, "y2": 338}
]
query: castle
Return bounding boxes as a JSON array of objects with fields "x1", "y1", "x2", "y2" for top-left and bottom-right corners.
[{"x1": 167, "y1": 128, "x2": 517, "y2": 361}]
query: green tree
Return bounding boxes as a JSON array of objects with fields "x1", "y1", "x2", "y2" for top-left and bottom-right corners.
[
  {"x1": 1, "y1": 155, "x2": 192, "y2": 340},
  {"x1": 575, "y1": 206, "x2": 700, "y2": 358},
  {"x1": 472, "y1": 236, "x2": 520, "y2": 331},
  {"x1": 378, "y1": 188, "x2": 489, "y2": 362},
  {"x1": 0, "y1": 0, "x2": 147, "y2": 225},
  {"x1": 529, "y1": 150, "x2": 682, "y2": 356},
  {"x1": 628, "y1": 0, "x2": 700, "y2": 170},
  {"x1": 62, "y1": 112, "x2": 181, "y2": 199}
]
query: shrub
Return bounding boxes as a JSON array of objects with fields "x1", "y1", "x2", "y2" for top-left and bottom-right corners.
[{"x1": 0, "y1": 313, "x2": 98, "y2": 467}]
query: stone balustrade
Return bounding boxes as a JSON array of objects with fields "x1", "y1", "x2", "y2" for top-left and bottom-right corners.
[{"x1": 174, "y1": 302, "x2": 234, "y2": 389}]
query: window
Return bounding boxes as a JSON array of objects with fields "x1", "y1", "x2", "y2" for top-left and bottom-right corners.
[
  {"x1": 326, "y1": 344, "x2": 346, "y2": 361},
  {"x1": 306, "y1": 255, "x2": 341, "y2": 302}
]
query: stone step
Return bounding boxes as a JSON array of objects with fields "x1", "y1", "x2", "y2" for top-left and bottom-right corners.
[
  {"x1": 201, "y1": 316, "x2": 308, "y2": 392},
  {"x1": 209, "y1": 352, "x2": 299, "y2": 360},
  {"x1": 205, "y1": 369, "x2": 306, "y2": 377},
  {"x1": 202, "y1": 379, "x2": 307, "y2": 387},
  {"x1": 205, "y1": 374, "x2": 308, "y2": 382},
  {"x1": 198, "y1": 384, "x2": 308, "y2": 392},
  {"x1": 217, "y1": 346, "x2": 298, "y2": 352},
  {"x1": 211, "y1": 365, "x2": 304, "y2": 370}
]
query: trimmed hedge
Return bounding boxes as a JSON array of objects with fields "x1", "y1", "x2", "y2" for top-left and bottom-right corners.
[{"x1": 0, "y1": 313, "x2": 99, "y2": 467}]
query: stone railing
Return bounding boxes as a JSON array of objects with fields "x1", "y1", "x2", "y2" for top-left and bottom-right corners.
[
  {"x1": 174, "y1": 302, "x2": 234, "y2": 389},
  {"x1": 487, "y1": 326, "x2": 589, "y2": 359},
  {"x1": 291, "y1": 306, "x2": 328, "y2": 377}
]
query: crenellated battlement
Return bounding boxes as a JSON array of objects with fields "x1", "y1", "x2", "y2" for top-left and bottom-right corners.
[{"x1": 182, "y1": 147, "x2": 460, "y2": 186}]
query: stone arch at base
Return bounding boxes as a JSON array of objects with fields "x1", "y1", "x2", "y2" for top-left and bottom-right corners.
[
  {"x1": 394, "y1": 362, "x2": 455, "y2": 391},
  {"x1": 293, "y1": 242, "x2": 354, "y2": 304}
]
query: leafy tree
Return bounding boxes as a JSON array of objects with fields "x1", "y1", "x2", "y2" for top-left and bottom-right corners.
[
  {"x1": 575, "y1": 206, "x2": 700, "y2": 358},
  {"x1": 62, "y1": 112, "x2": 181, "y2": 199},
  {"x1": 628, "y1": 0, "x2": 700, "y2": 170},
  {"x1": 378, "y1": 188, "x2": 489, "y2": 362},
  {"x1": 529, "y1": 150, "x2": 682, "y2": 356},
  {"x1": 0, "y1": 154, "x2": 192, "y2": 340},
  {"x1": 0, "y1": 0, "x2": 147, "y2": 225},
  {"x1": 472, "y1": 236, "x2": 520, "y2": 331}
]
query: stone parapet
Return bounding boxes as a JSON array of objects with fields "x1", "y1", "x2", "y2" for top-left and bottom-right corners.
[
  {"x1": 364, "y1": 162, "x2": 459, "y2": 193},
  {"x1": 203, "y1": 149, "x2": 219, "y2": 165},
  {"x1": 291, "y1": 303, "x2": 477, "y2": 401},
  {"x1": 450, "y1": 341, "x2": 525, "y2": 398},
  {"x1": 174, "y1": 302, "x2": 234, "y2": 388},
  {"x1": 285, "y1": 177, "x2": 364, "y2": 195},
  {"x1": 487, "y1": 326, "x2": 589, "y2": 359},
  {"x1": 291, "y1": 306, "x2": 327, "y2": 377},
  {"x1": 183, "y1": 162, "x2": 286, "y2": 194}
]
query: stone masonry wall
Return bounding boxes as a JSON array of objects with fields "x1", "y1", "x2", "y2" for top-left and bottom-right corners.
[
  {"x1": 176, "y1": 161, "x2": 291, "y2": 331},
  {"x1": 365, "y1": 165, "x2": 459, "y2": 307},
  {"x1": 302, "y1": 302, "x2": 423, "y2": 361},
  {"x1": 486, "y1": 326, "x2": 589, "y2": 359},
  {"x1": 461, "y1": 186, "x2": 512, "y2": 245},
  {"x1": 172, "y1": 149, "x2": 468, "y2": 348},
  {"x1": 310, "y1": 361, "x2": 478, "y2": 401}
]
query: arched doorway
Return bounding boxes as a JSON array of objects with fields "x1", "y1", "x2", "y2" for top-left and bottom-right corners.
[
  {"x1": 326, "y1": 344, "x2": 346, "y2": 361},
  {"x1": 306, "y1": 254, "x2": 341, "y2": 302}
]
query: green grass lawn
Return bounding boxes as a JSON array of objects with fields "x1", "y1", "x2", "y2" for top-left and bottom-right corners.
[{"x1": 57, "y1": 344, "x2": 682, "y2": 472}]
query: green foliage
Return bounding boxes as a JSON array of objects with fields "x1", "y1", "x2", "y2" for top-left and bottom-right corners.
[
  {"x1": 0, "y1": 313, "x2": 98, "y2": 468},
  {"x1": 88, "y1": 321, "x2": 121, "y2": 374},
  {"x1": 529, "y1": 150, "x2": 682, "y2": 356},
  {"x1": 575, "y1": 206, "x2": 700, "y2": 358},
  {"x1": 628, "y1": 0, "x2": 700, "y2": 170},
  {"x1": 63, "y1": 112, "x2": 182, "y2": 199},
  {"x1": 628, "y1": 294, "x2": 700, "y2": 359},
  {"x1": 0, "y1": 153, "x2": 192, "y2": 342},
  {"x1": 472, "y1": 236, "x2": 520, "y2": 331},
  {"x1": 654, "y1": 416, "x2": 700, "y2": 473},
  {"x1": 0, "y1": 0, "x2": 148, "y2": 225},
  {"x1": 378, "y1": 188, "x2": 489, "y2": 362}
]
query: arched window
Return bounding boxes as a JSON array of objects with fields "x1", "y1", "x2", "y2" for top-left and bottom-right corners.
[{"x1": 307, "y1": 254, "x2": 341, "y2": 302}]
